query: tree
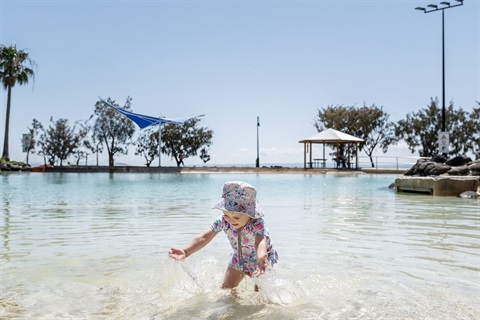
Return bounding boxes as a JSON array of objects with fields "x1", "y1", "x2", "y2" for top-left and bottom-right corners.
[
  {"x1": 469, "y1": 103, "x2": 480, "y2": 159},
  {"x1": 36, "y1": 117, "x2": 86, "y2": 166},
  {"x1": 161, "y1": 118, "x2": 213, "y2": 167},
  {"x1": 23, "y1": 119, "x2": 43, "y2": 164},
  {"x1": 448, "y1": 106, "x2": 473, "y2": 155},
  {"x1": 314, "y1": 105, "x2": 357, "y2": 164},
  {"x1": 314, "y1": 104, "x2": 352, "y2": 133},
  {"x1": 134, "y1": 127, "x2": 159, "y2": 167},
  {"x1": 395, "y1": 98, "x2": 478, "y2": 157},
  {"x1": 314, "y1": 104, "x2": 395, "y2": 167},
  {"x1": 92, "y1": 97, "x2": 136, "y2": 169},
  {"x1": 71, "y1": 118, "x2": 92, "y2": 165},
  {"x1": 0, "y1": 44, "x2": 36, "y2": 161},
  {"x1": 82, "y1": 116, "x2": 103, "y2": 166},
  {"x1": 355, "y1": 105, "x2": 395, "y2": 167}
]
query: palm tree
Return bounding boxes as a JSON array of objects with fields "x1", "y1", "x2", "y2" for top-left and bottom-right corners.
[{"x1": 0, "y1": 44, "x2": 36, "y2": 161}]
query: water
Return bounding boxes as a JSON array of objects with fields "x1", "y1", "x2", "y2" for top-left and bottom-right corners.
[{"x1": 1, "y1": 172, "x2": 479, "y2": 319}]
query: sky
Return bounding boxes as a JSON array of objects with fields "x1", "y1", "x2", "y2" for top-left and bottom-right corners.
[{"x1": 0, "y1": 0, "x2": 479, "y2": 167}]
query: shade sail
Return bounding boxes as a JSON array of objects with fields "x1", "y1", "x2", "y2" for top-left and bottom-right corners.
[
  {"x1": 101, "y1": 99, "x2": 203, "y2": 129},
  {"x1": 299, "y1": 128, "x2": 364, "y2": 143}
]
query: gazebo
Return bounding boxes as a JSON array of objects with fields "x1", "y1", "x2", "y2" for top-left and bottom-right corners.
[{"x1": 299, "y1": 128, "x2": 364, "y2": 169}]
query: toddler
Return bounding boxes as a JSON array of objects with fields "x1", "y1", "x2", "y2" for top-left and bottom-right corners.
[{"x1": 169, "y1": 181, "x2": 278, "y2": 289}]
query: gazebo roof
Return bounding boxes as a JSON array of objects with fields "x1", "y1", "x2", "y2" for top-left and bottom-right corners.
[{"x1": 299, "y1": 128, "x2": 364, "y2": 143}]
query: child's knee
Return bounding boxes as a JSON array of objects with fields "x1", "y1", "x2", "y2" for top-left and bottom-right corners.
[{"x1": 221, "y1": 266, "x2": 245, "y2": 289}]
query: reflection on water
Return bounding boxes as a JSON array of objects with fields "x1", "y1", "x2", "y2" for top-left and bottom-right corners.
[{"x1": 0, "y1": 172, "x2": 479, "y2": 319}]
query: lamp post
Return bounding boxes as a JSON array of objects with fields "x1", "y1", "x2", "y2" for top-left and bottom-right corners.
[
  {"x1": 256, "y1": 116, "x2": 260, "y2": 168},
  {"x1": 415, "y1": 0, "x2": 463, "y2": 133}
]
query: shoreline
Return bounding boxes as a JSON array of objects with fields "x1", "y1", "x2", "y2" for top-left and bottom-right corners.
[{"x1": 30, "y1": 165, "x2": 407, "y2": 175}]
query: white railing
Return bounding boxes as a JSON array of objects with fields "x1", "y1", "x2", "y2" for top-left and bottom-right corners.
[{"x1": 357, "y1": 156, "x2": 424, "y2": 170}]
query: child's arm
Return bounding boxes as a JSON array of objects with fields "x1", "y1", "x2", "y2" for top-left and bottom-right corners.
[
  {"x1": 253, "y1": 235, "x2": 268, "y2": 276},
  {"x1": 168, "y1": 228, "x2": 216, "y2": 260}
]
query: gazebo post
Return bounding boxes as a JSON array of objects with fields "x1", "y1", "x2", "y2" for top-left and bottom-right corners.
[
  {"x1": 347, "y1": 143, "x2": 351, "y2": 168},
  {"x1": 309, "y1": 142, "x2": 313, "y2": 168},
  {"x1": 355, "y1": 142, "x2": 359, "y2": 169},
  {"x1": 323, "y1": 143, "x2": 326, "y2": 168},
  {"x1": 336, "y1": 142, "x2": 339, "y2": 168},
  {"x1": 303, "y1": 142, "x2": 307, "y2": 169}
]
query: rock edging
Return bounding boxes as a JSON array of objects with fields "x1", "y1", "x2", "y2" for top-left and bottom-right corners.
[
  {"x1": 0, "y1": 159, "x2": 31, "y2": 172},
  {"x1": 398, "y1": 155, "x2": 480, "y2": 197},
  {"x1": 404, "y1": 155, "x2": 480, "y2": 177}
]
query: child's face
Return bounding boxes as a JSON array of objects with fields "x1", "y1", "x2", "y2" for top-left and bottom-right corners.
[{"x1": 222, "y1": 210, "x2": 251, "y2": 229}]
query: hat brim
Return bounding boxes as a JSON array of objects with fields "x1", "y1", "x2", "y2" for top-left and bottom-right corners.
[{"x1": 212, "y1": 199, "x2": 264, "y2": 219}]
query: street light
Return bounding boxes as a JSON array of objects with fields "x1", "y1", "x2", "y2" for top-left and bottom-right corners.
[
  {"x1": 415, "y1": 0, "x2": 463, "y2": 133},
  {"x1": 256, "y1": 116, "x2": 260, "y2": 168}
]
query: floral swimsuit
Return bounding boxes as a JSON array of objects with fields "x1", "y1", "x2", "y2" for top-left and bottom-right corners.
[{"x1": 210, "y1": 216, "x2": 278, "y2": 275}]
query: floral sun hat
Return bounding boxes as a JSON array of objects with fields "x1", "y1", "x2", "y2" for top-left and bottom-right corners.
[{"x1": 213, "y1": 181, "x2": 264, "y2": 219}]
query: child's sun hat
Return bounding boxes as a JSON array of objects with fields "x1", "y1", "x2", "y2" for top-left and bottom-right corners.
[{"x1": 213, "y1": 181, "x2": 264, "y2": 219}]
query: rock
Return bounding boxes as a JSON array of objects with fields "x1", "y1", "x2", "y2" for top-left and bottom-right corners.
[
  {"x1": 469, "y1": 162, "x2": 480, "y2": 176},
  {"x1": 10, "y1": 164, "x2": 22, "y2": 171},
  {"x1": 447, "y1": 166, "x2": 469, "y2": 176},
  {"x1": 0, "y1": 159, "x2": 31, "y2": 171},
  {"x1": 458, "y1": 187, "x2": 480, "y2": 199},
  {"x1": 409, "y1": 160, "x2": 451, "y2": 176},
  {"x1": 424, "y1": 163, "x2": 451, "y2": 175},
  {"x1": 405, "y1": 156, "x2": 478, "y2": 177},
  {"x1": 405, "y1": 159, "x2": 431, "y2": 176},
  {"x1": 445, "y1": 156, "x2": 472, "y2": 167},
  {"x1": 0, "y1": 162, "x2": 11, "y2": 171},
  {"x1": 417, "y1": 161, "x2": 434, "y2": 174},
  {"x1": 431, "y1": 154, "x2": 448, "y2": 163},
  {"x1": 458, "y1": 191, "x2": 479, "y2": 198}
]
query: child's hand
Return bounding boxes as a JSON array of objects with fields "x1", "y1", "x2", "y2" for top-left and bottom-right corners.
[
  {"x1": 253, "y1": 254, "x2": 268, "y2": 277},
  {"x1": 168, "y1": 247, "x2": 187, "y2": 260}
]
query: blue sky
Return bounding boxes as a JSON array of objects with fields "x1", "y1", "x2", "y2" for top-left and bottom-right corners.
[{"x1": 1, "y1": 0, "x2": 478, "y2": 167}]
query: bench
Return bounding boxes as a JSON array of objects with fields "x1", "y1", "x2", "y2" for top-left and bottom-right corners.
[{"x1": 313, "y1": 158, "x2": 326, "y2": 168}]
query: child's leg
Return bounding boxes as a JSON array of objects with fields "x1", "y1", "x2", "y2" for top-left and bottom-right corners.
[{"x1": 221, "y1": 266, "x2": 245, "y2": 289}]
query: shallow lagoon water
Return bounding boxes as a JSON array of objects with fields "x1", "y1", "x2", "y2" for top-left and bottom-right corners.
[{"x1": 1, "y1": 172, "x2": 479, "y2": 319}]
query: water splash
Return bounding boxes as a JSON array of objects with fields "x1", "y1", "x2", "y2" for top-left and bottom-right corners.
[{"x1": 252, "y1": 270, "x2": 306, "y2": 306}]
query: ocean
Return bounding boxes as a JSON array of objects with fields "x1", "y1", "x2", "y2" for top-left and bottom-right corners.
[{"x1": 1, "y1": 172, "x2": 479, "y2": 319}]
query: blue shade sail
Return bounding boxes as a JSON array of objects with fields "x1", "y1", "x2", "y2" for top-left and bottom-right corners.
[{"x1": 100, "y1": 98, "x2": 203, "y2": 129}]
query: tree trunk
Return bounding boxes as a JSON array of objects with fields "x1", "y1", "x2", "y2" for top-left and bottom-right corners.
[
  {"x1": 108, "y1": 152, "x2": 114, "y2": 171},
  {"x1": 2, "y1": 86, "x2": 12, "y2": 160},
  {"x1": 369, "y1": 155, "x2": 375, "y2": 168},
  {"x1": 26, "y1": 148, "x2": 30, "y2": 164}
]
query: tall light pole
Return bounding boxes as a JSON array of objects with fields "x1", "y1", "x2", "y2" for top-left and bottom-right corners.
[
  {"x1": 256, "y1": 116, "x2": 260, "y2": 168},
  {"x1": 415, "y1": 0, "x2": 463, "y2": 134}
]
